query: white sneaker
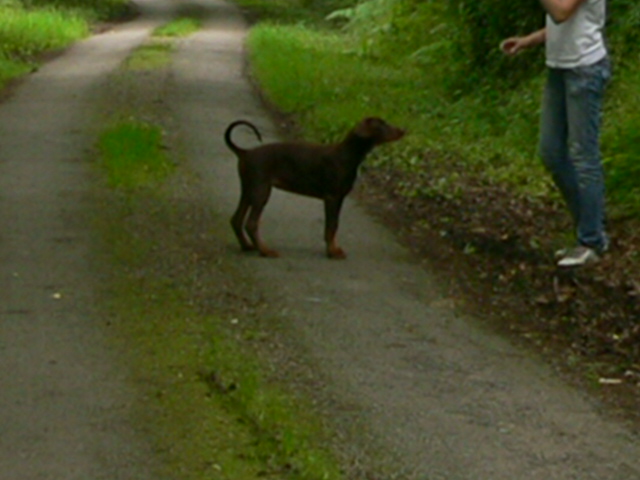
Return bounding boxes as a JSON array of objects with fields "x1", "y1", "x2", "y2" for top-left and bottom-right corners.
[{"x1": 557, "y1": 246, "x2": 600, "y2": 267}]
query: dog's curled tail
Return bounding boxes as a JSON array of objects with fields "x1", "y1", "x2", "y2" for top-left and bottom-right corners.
[{"x1": 224, "y1": 120, "x2": 263, "y2": 154}]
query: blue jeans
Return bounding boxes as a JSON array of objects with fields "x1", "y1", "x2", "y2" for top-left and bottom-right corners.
[{"x1": 539, "y1": 57, "x2": 611, "y2": 252}]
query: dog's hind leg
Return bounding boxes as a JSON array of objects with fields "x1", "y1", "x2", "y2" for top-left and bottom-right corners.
[
  {"x1": 245, "y1": 186, "x2": 279, "y2": 258},
  {"x1": 231, "y1": 193, "x2": 254, "y2": 251}
]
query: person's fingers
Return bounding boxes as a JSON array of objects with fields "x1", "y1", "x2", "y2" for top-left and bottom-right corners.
[{"x1": 500, "y1": 39, "x2": 517, "y2": 54}]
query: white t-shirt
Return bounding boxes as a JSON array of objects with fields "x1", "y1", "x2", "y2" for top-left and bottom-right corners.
[{"x1": 545, "y1": 0, "x2": 607, "y2": 68}]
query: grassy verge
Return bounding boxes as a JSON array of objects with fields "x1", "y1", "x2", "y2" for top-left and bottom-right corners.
[
  {"x1": 0, "y1": 0, "x2": 128, "y2": 89},
  {"x1": 238, "y1": 0, "x2": 640, "y2": 215},
  {"x1": 0, "y1": 5, "x2": 87, "y2": 87},
  {"x1": 244, "y1": 22, "x2": 550, "y2": 198}
]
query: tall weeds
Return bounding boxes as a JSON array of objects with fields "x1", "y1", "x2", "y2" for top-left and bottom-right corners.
[{"x1": 0, "y1": 0, "x2": 127, "y2": 87}]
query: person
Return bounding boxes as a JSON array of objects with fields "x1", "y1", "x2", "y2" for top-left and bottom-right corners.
[{"x1": 500, "y1": 0, "x2": 611, "y2": 267}]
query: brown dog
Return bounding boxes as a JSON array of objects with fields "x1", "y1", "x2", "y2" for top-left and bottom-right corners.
[{"x1": 224, "y1": 117, "x2": 405, "y2": 258}]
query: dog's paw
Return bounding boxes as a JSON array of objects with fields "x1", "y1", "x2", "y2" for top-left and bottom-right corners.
[
  {"x1": 327, "y1": 247, "x2": 347, "y2": 260},
  {"x1": 259, "y1": 248, "x2": 280, "y2": 258}
]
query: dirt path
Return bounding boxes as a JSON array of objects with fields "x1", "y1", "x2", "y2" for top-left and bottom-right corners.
[{"x1": 1, "y1": 1, "x2": 639, "y2": 479}]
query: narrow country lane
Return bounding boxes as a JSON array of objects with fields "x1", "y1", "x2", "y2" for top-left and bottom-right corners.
[{"x1": 1, "y1": 1, "x2": 639, "y2": 480}]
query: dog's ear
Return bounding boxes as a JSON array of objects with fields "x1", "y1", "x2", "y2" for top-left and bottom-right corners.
[
  {"x1": 355, "y1": 117, "x2": 405, "y2": 144},
  {"x1": 354, "y1": 117, "x2": 384, "y2": 138}
]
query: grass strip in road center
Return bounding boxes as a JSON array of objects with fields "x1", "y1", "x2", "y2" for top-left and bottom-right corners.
[
  {"x1": 94, "y1": 116, "x2": 345, "y2": 480},
  {"x1": 153, "y1": 17, "x2": 202, "y2": 38},
  {"x1": 97, "y1": 119, "x2": 174, "y2": 190},
  {"x1": 122, "y1": 15, "x2": 203, "y2": 72},
  {"x1": 122, "y1": 41, "x2": 175, "y2": 71}
]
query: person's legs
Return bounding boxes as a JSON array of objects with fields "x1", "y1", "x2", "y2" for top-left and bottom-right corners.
[
  {"x1": 539, "y1": 68, "x2": 581, "y2": 225},
  {"x1": 565, "y1": 58, "x2": 611, "y2": 253}
]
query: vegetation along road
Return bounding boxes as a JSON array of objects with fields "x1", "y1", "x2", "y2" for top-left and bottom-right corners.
[{"x1": 0, "y1": 0, "x2": 638, "y2": 479}]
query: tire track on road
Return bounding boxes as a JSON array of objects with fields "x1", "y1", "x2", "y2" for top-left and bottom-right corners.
[{"x1": 0, "y1": 2, "x2": 175, "y2": 478}]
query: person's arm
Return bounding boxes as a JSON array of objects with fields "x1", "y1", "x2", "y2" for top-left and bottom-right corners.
[
  {"x1": 539, "y1": 0, "x2": 587, "y2": 23},
  {"x1": 500, "y1": 28, "x2": 546, "y2": 56}
]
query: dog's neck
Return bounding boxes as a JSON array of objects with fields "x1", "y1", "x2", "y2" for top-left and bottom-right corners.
[{"x1": 339, "y1": 132, "x2": 376, "y2": 163}]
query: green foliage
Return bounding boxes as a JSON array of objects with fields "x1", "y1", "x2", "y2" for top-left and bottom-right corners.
[
  {"x1": 602, "y1": 66, "x2": 640, "y2": 215},
  {"x1": 332, "y1": 0, "x2": 640, "y2": 92},
  {"x1": 0, "y1": 0, "x2": 127, "y2": 87},
  {"x1": 326, "y1": 0, "x2": 544, "y2": 92},
  {"x1": 244, "y1": 0, "x2": 640, "y2": 215},
  {"x1": 246, "y1": 21, "x2": 547, "y2": 191},
  {"x1": 232, "y1": 0, "x2": 334, "y2": 24},
  {"x1": 247, "y1": 24, "x2": 426, "y2": 140},
  {"x1": 327, "y1": 0, "x2": 397, "y2": 29},
  {"x1": 607, "y1": 0, "x2": 640, "y2": 63},
  {"x1": 21, "y1": 0, "x2": 130, "y2": 21},
  {"x1": 0, "y1": 52, "x2": 32, "y2": 87},
  {"x1": 0, "y1": 5, "x2": 87, "y2": 57},
  {"x1": 448, "y1": 0, "x2": 543, "y2": 81}
]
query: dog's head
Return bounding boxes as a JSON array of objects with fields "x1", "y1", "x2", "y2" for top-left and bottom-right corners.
[{"x1": 354, "y1": 117, "x2": 406, "y2": 145}]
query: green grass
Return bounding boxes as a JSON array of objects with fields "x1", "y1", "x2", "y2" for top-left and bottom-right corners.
[
  {"x1": 123, "y1": 41, "x2": 174, "y2": 70},
  {"x1": 246, "y1": 24, "x2": 547, "y2": 194},
  {"x1": 247, "y1": 25, "x2": 426, "y2": 140},
  {"x1": 103, "y1": 267, "x2": 343, "y2": 480},
  {"x1": 0, "y1": 0, "x2": 128, "y2": 88},
  {"x1": 123, "y1": 16, "x2": 203, "y2": 71},
  {"x1": 602, "y1": 65, "x2": 640, "y2": 216},
  {"x1": 0, "y1": 5, "x2": 88, "y2": 56},
  {"x1": 27, "y1": 0, "x2": 130, "y2": 21},
  {"x1": 0, "y1": 52, "x2": 33, "y2": 88},
  {"x1": 153, "y1": 17, "x2": 202, "y2": 37},
  {"x1": 243, "y1": 3, "x2": 640, "y2": 215},
  {"x1": 97, "y1": 120, "x2": 174, "y2": 190}
]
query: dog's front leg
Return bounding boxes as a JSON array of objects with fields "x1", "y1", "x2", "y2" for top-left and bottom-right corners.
[{"x1": 324, "y1": 196, "x2": 346, "y2": 259}]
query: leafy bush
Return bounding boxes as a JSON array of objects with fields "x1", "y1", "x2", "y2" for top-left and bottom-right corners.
[
  {"x1": 21, "y1": 0, "x2": 130, "y2": 20},
  {"x1": 602, "y1": 66, "x2": 640, "y2": 214},
  {"x1": 607, "y1": 0, "x2": 640, "y2": 63},
  {"x1": 447, "y1": 0, "x2": 545, "y2": 88},
  {"x1": 233, "y1": 0, "x2": 353, "y2": 24},
  {"x1": 328, "y1": 0, "x2": 544, "y2": 93}
]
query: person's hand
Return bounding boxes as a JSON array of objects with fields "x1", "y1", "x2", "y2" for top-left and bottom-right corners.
[{"x1": 500, "y1": 37, "x2": 527, "y2": 55}]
